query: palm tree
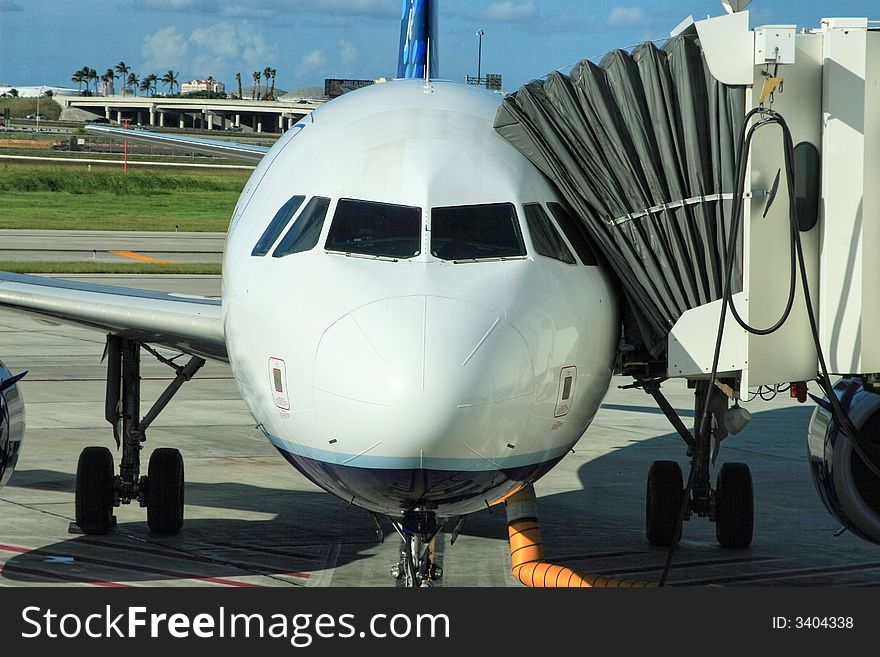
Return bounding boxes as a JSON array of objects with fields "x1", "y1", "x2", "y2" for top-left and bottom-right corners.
[
  {"x1": 161, "y1": 70, "x2": 179, "y2": 95},
  {"x1": 268, "y1": 67, "x2": 277, "y2": 101},
  {"x1": 126, "y1": 72, "x2": 139, "y2": 96},
  {"x1": 252, "y1": 71, "x2": 260, "y2": 100},
  {"x1": 101, "y1": 68, "x2": 115, "y2": 95},
  {"x1": 140, "y1": 74, "x2": 158, "y2": 97},
  {"x1": 71, "y1": 69, "x2": 87, "y2": 93},
  {"x1": 87, "y1": 67, "x2": 98, "y2": 94},
  {"x1": 115, "y1": 61, "x2": 131, "y2": 95},
  {"x1": 235, "y1": 72, "x2": 242, "y2": 100},
  {"x1": 263, "y1": 66, "x2": 271, "y2": 99}
]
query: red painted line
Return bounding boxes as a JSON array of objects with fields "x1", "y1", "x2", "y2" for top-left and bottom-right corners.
[
  {"x1": 0, "y1": 542, "x2": 259, "y2": 587},
  {"x1": 280, "y1": 572, "x2": 311, "y2": 580}
]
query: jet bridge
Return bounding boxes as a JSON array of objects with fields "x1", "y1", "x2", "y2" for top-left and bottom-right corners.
[{"x1": 496, "y1": 11, "x2": 880, "y2": 393}]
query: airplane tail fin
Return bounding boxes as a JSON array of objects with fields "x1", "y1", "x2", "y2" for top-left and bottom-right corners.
[{"x1": 397, "y1": 0, "x2": 438, "y2": 79}]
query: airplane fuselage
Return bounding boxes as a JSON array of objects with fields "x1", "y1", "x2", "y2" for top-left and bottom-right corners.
[{"x1": 222, "y1": 80, "x2": 619, "y2": 517}]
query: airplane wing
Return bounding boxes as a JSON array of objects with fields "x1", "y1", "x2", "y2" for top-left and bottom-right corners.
[
  {"x1": 85, "y1": 125, "x2": 269, "y2": 163},
  {"x1": 0, "y1": 272, "x2": 226, "y2": 362}
]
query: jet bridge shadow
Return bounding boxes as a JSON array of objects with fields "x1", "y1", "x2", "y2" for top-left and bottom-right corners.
[{"x1": 529, "y1": 403, "x2": 880, "y2": 586}]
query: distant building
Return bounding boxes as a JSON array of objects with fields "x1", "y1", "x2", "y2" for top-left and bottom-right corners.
[
  {"x1": 0, "y1": 85, "x2": 81, "y2": 98},
  {"x1": 101, "y1": 80, "x2": 115, "y2": 96},
  {"x1": 324, "y1": 78, "x2": 374, "y2": 99},
  {"x1": 465, "y1": 73, "x2": 503, "y2": 92},
  {"x1": 181, "y1": 79, "x2": 226, "y2": 94}
]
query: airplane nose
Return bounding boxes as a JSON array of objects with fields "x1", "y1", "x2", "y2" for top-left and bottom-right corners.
[{"x1": 312, "y1": 296, "x2": 535, "y2": 467}]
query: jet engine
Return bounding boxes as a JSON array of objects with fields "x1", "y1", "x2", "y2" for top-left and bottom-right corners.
[
  {"x1": 0, "y1": 359, "x2": 25, "y2": 489},
  {"x1": 808, "y1": 378, "x2": 880, "y2": 544}
]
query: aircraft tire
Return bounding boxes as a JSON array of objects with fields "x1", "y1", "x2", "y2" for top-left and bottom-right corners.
[
  {"x1": 75, "y1": 446, "x2": 115, "y2": 535},
  {"x1": 715, "y1": 462, "x2": 753, "y2": 548},
  {"x1": 146, "y1": 447, "x2": 185, "y2": 535},
  {"x1": 646, "y1": 460, "x2": 684, "y2": 546}
]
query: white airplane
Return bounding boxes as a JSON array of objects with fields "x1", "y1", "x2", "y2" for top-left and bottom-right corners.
[{"x1": 0, "y1": 13, "x2": 621, "y2": 585}]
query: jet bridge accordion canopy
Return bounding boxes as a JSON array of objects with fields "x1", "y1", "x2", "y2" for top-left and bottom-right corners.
[{"x1": 495, "y1": 30, "x2": 745, "y2": 359}]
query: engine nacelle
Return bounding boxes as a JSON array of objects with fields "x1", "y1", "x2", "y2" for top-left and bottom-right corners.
[
  {"x1": 0, "y1": 359, "x2": 25, "y2": 489},
  {"x1": 808, "y1": 378, "x2": 880, "y2": 544}
]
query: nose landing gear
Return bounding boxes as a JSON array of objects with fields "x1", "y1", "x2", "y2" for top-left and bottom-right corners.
[{"x1": 389, "y1": 510, "x2": 444, "y2": 587}]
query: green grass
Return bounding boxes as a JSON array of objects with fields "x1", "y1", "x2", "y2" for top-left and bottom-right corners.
[
  {"x1": 0, "y1": 97, "x2": 63, "y2": 120},
  {"x1": 0, "y1": 163, "x2": 247, "y2": 231},
  {"x1": 0, "y1": 163, "x2": 247, "y2": 193},
  {"x1": 0, "y1": 191, "x2": 237, "y2": 231},
  {"x1": 0, "y1": 261, "x2": 221, "y2": 275}
]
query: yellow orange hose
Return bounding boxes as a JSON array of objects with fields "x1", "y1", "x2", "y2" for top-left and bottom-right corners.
[{"x1": 505, "y1": 485, "x2": 656, "y2": 588}]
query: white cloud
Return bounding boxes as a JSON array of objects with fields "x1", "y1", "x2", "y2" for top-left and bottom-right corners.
[
  {"x1": 339, "y1": 39, "x2": 358, "y2": 67},
  {"x1": 142, "y1": 21, "x2": 274, "y2": 80},
  {"x1": 480, "y1": 1, "x2": 537, "y2": 23},
  {"x1": 298, "y1": 49, "x2": 327, "y2": 76},
  {"x1": 141, "y1": 26, "x2": 189, "y2": 72},
  {"x1": 607, "y1": 6, "x2": 651, "y2": 28}
]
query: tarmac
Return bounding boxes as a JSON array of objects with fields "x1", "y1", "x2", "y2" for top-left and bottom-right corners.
[
  {"x1": 0, "y1": 230, "x2": 224, "y2": 264},
  {"x1": 1, "y1": 273, "x2": 880, "y2": 587}
]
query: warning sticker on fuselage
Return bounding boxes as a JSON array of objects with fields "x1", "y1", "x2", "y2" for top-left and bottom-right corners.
[{"x1": 269, "y1": 357, "x2": 290, "y2": 411}]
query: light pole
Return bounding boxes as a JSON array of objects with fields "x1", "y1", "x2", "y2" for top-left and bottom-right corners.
[{"x1": 476, "y1": 28, "x2": 484, "y2": 87}]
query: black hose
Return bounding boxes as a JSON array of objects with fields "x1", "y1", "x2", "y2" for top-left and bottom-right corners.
[
  {"x1": 661, "y1": 106, "x2": 880, "y2": 586},
  {"x1": 701, "y1": 107, "x2": 875, "y2": 473}
]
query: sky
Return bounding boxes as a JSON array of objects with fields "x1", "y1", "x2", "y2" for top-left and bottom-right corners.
[{"x1": 0, "y1": 0, "x2": 878, "y2": 94}]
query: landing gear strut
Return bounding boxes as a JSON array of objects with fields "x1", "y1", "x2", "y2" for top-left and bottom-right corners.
[
  {"x1": 631, "y1": 378, "x2": 754, "y2": 548},
  {"x1": 74, "y1": 336, "x2": 204, "y2": 535},
  {"x1": 389, "y1": 510, "x2": 443, "y2": 587}
]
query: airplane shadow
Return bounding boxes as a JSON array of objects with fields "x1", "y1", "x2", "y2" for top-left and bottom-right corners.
[
  {"x1": 1, "y1": 477, "x2": 386, "y2": 585},
  {"x1": 5, "y1": 403, "x2": 879, "y2": 586}
]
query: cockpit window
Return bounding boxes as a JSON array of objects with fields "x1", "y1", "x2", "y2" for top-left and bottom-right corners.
[
  {"x1": 430, "y1": 202, "x2": 526, "y2": 261},
  {"x1": 325, "y1": 198, "x2": 421, "y2": 259},
  {"x1": 252, "y1": 195, "x2": 305, "y2": 256},
  {"x1": 547, "y1": 202, "x2": 598, "y2": 266},
  {"x1": 523, "y1": 203, "x2": 576, "y2": 265},
  {"x1": 272, "y1": 196, "x2": 331, "y2": 257}
]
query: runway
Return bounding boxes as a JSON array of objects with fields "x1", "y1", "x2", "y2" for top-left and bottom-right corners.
[
  {"x1": 0, "y1": 230, "x2": 224, "y2": 264},
  {"x1": 1, "y1": 274, "x2": 880, "y2": 587}
]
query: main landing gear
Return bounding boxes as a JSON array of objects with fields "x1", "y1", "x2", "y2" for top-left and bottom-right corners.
[
  {"x1": 634, "y1": 378, "x2": 754, "y2": 549},
  {"x1": 74, "y1": 336, "x2": 204, "y2": 536},
  {"x1": 389, "y1": 510, "x2": 444, "y2": 587}
]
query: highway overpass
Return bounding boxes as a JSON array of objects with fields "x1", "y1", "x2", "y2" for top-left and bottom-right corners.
[{"x1": 58, "y1": 95, "x2": 323, "y2": 133}]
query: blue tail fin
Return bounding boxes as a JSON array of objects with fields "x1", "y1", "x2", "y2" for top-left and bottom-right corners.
[{"x1": 397, "y1": 0, "x2": 438, "y2": 79}]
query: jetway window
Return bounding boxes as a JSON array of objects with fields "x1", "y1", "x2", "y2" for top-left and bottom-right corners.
[
  {"x1": 430, "y1": 202, "x2": 526, "y2": 261},
  {"x1": 252, "y1": 195, "x2": 305, "y2": 256},
  {"x1": 272, "y1": 196, "x2": 331, "y2": 257},
  {"x1": 325, "y1": 199, "x2": 421, "y2": 259},
  {"x1": 547, "y1": 202, "x2": 598, "y2": 266},
  {"x1": 523, "y1": 203, "x2": 576, "y2": 265}
]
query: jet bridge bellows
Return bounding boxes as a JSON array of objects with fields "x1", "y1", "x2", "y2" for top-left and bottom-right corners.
[{"x1": 495, "y1": 29, "x2": 745, "y2": 360}]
